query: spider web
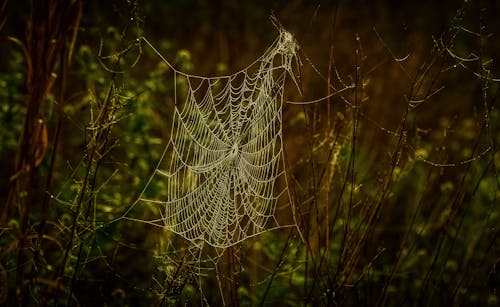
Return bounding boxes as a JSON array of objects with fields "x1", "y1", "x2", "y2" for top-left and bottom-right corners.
[{"x1": 125, "y1": 28, "x2": 300, "y2": 251}]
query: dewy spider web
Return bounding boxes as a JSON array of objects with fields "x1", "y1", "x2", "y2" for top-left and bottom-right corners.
[{"x1": 126, "y1": 28, "x2": 301, "y2": 251}]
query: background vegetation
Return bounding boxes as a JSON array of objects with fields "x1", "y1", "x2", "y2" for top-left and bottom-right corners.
[{"x1": 0, "y1": 0, "x2": 498, "y2": 306}]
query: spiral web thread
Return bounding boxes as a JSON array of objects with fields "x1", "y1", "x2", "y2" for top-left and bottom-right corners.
[{"x1": 127, "y1": 29, "x2": 300, "y2": 255}]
